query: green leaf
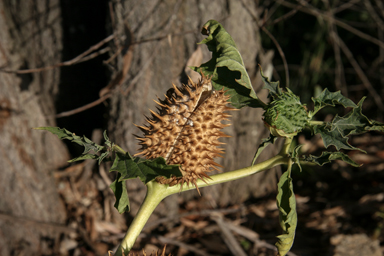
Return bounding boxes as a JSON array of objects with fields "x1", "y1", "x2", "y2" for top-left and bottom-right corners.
[
  {"x1": 35, "y1": 127, "x2": 108, "y2": 163},
  {"x1": 252, "y1": 135, "x2": 278, "y2": 165},
  {"x1": 313, "y1": 98, "x2": 384, "y2": 153},
  {"x1": 332, "y1": 97, "x2": 384, "y2": 136},
  {"x1": 310, "y1": 88, "x2": 357, "y2": 116},
  {"x1": 34, "y1": 126, "x2": 74, "y2": 140},
  {"x1": 110, "y1": 152, "x2": 182, "y2": 184},
  {"x1": 276, "y1": 170, "x2": 297, "y2": 256},
  {"x1": 141, "y1": 158, "x2": 183, "y2": 181},
  {"x1": 291, "y1": 145, "x2": 303, "y2": 172},
  {"x1": 68, "y1": 154, "x2": 99, "y2": 163},
  {"x1": 103, "y1": 130, "x2": 113, "y2": 148},
  {"x1": 191, "y1": 20, "x2": 265, "y2": 109},
  {"x1": 302, "y1": 151, "x2": 360, "y2": 167},
  {"x1": 290, "y1": 145, "x2": 302, "y2": 160},
  {"x1": 313, "y1": 124, "x2": 363, "y2": 152},
  {"x1": 110, "y1": 173, "x2": 130, "y2": 213},
  {"x1": 260, "y1": 68, "x2": 282, "y2": 96},
  {"x1": 365, "y1": 119, "x2": 384, "y2": 132},
  {"x1": 98, "y1": 151, "x2": 110, "y2": 164}
]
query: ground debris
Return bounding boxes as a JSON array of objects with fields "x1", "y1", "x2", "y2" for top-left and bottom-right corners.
[{"x1": 331, "y1": 234, "x2": 382, "y2": 256}]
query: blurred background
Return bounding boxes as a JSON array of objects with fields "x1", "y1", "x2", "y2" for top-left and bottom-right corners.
[{"x1": 1, "y1": 0, "x2": 384, "y2": 255}]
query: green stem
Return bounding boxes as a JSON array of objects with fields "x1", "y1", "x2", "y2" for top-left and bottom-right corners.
[
  {"x1": 114, "y1": 181, "x2": 168, "y2": 255},
  {"x1": 113, "y1": 144, "x2": 127, "y2": 154},
  {"x1": 280, "y1": 137, "x2": 293, "y2": 155},
  {"x1": 166, "y1": 154, "x2": 288, "y2": 195},
  {"x1": 308, "y1": 120, "x2": 325, "y2": 126},
  {"x1": 114, "y1": 154, "x2": 289, "y2": 255}
]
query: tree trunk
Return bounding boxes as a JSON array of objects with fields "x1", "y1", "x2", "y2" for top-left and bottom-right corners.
[
  {"x1": 107, "y1": 0, "x2": 281, "y2": 218},
  {"x1": 0, "y1": 1, "x2": 69, "y2": 255}
]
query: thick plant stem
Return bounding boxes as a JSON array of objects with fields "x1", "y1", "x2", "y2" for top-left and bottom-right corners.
[
  {"x1": 280, "y1": 137, "x2": 293, "y2": 155},
  {"x1": 167, "y1": 153, "x2": 288, "y2": 195},
  {"x1": 114, "y1": 181, "x2": 168, "y2": 256}
]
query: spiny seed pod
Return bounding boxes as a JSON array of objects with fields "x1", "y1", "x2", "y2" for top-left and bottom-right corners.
[
  {"x1": 263, "y1": 88, "x2": 310, "y2": 138},
  {"x1": 134, "y1": 75, "x2": 234, "y2": 193}
]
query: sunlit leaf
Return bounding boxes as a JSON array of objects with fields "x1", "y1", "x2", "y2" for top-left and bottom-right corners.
[
  {"x1": 103, "y1": 130, "x2": 113, "y2": 148},
  {"x1": 98, "y1": 151, "x2": 110, "y2": 164},
  {"x1": 35, "y1": 127, "x2": 108, "y2": 163},
  {"x1": 276, "y1": 170, "x2": 297, "y2": 256},
  {"x1": 302, "y1": 151, "x2": 360, "y2": 167},
  {"x1": 252, "y1": 135, "x2": 277, "y2": 165},
  {"x1": 291, "y1": 145, "x2": 303, "y2": 172},
  {"x1": 191, "y1": 20, "x2": 265, "y2": 109},
  {"x1": 110, "y1": 152, "x2": 182, "y2": 184},
  {"x1": 365, "y1": 119, "x2": 384, "y2": 132},
  {"x1": 260, "y1": 68, "x2": 282, "y2": 96},
  {"x1": 313, "y1": 98, "x2": 384, "y2": 152},
  {"x1": 313, "y1": 124, "x2": 363, "y2": 152},
  {"x1": 332, "y1": 97, "x2": 384, "y2": 136},
  {"x1": 310, "y1": 88, "x2": 357, "y2": 116},
  {"x1": 68, "y1": 154, "x2": 99, "y2": 163},
  {"x1": 110, "y1": 174, "x2": 130, "y2": 213}
]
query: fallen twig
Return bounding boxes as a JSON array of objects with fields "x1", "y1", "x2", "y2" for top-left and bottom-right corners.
[
  {"x1": 157, "y1": 236, "x2": 213, "y2": 256},
  {"x1": 210, "y1": 212, "x2": 247, "y2": 256}
]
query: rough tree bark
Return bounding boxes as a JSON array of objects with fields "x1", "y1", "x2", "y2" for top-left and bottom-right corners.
[
  {"x1": 0, "y1": 1, "x2": 69, "y2": 255},
  {"x1": 107, "y1": 0, "x2": 282, "y2": 218}
]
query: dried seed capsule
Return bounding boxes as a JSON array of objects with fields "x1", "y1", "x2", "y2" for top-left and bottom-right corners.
[{"x1": 134, "y1": 75, "x2": 234, "y2": 192}]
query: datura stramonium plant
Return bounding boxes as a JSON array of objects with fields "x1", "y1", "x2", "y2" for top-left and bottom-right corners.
[
  {"x1": 35, "y1": 19, "x2": 384, "y2": 256},
  {"x1": 134, "y1": 74, "x2": 234, "y2": 193},
  {"x1": 263, "y1": 88, "x2": 310, "y2": 138}
]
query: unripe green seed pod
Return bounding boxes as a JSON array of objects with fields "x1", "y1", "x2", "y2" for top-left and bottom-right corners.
[{"x1": 263, "y1": 88, "x2": 310, "y2": 138}]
